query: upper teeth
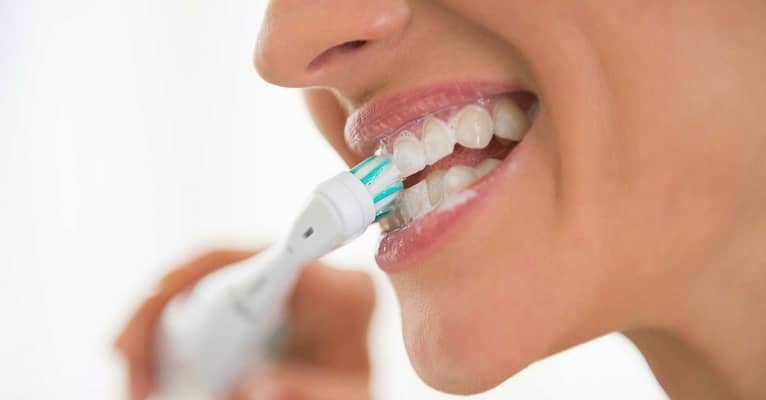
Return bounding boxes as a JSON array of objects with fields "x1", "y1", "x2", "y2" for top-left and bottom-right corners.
[
  {"x1": 422, "y1": 117, "x2": 455, "y2": 165},
  {"x1": 492, "y1": 98, "x2": 529, "y2": 141},
  {"x1": 389, "y1": 99, "x2": 529, "y2": 178},
  {"x1": 454, "y1": 105, "x2": 493, "y2": 149},
  {"x1": 392, "y1": 132, "x2": 426, "y2": 177}
]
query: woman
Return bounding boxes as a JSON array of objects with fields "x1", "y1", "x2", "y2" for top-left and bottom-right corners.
[{"x1": 116, "y1": 1, "x2": 766, "y2": 398}]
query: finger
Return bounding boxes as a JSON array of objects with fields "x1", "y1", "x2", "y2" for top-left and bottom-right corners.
[
  {"x1": 286, "y1": 264, "x2": 375, "y2": 371},
  {"x1": 233, "y1": 364, "x2": 370, "y2": 400},
  {"x1": 114, "y1": 290, "x2": 173, "y2": 364},
  {"x1": 157, "y1": 249, "x2": 257, "y2": 293},
  {"x1": 127, "y1": 358, "x2": 152, "y2": 400}
]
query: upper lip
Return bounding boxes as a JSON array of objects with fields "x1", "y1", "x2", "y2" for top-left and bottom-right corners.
[{"x1": 344, "y1": 81, "x2": 519, "y2": 156}]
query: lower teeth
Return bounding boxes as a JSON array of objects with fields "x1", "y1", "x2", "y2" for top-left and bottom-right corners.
[{"x1": 380, "y1": 158, "x2": 503, "y2": 230}]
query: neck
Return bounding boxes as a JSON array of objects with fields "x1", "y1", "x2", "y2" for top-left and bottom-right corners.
[
  {"x1": 626, "y1": 329, "x2": 737, "y2": 399},
  {"x1": 627, "y1": 217, "x2": 766, "y2": 399}
]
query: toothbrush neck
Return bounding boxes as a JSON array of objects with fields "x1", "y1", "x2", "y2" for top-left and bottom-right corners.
[{"x1": 282, "y1": 193, "x2": 358, "y2": 264}]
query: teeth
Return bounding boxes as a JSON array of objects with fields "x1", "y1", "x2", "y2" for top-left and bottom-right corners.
[
  {"x1": 382, "y1": 159, "x2": 499, "y2": 231},
  {"x1": 455, "y1": 105, "x2": 493, "y2": 149},
  {"x1": 421, "y1": 117, "x2": 455, "y2": 165},
  {"x1": 379, "y1": 97, "x2": 528, "y2": 231},
  {"x1": 425, "y1": 170, "x2": 446, "y2": 205},
  {"x1": 392, "y1": 132, "x2": 426, "y2": 177},
  {"x1": 400, "y1": 181, "x2": 431, "y2": 221},
  {"x1": 443, "y1": 165, "x2": 478, "y2": 196},
  {"x1": 492, "y1": 99, "x2": 529, "y2": 141},
  {"x1": 379, "y1": 206, "x2": 407, "y2": 231},
  {"x1": 474, "y1": 158, "x2": 502, "y2": 178}
]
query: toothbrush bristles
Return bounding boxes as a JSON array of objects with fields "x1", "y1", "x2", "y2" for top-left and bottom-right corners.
[{"x1": 350, "y1": 155, "x2": 404, "y2": 218}]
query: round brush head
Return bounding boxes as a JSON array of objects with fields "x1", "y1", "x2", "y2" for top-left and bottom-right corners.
[{"x1": 350, "y1": 155, "x2": 404, "y2": 221}]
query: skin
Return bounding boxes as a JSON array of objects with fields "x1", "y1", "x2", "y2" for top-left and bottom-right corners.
[{"x1": 117, "y1": 1, "x2": 766, "y2": 399}]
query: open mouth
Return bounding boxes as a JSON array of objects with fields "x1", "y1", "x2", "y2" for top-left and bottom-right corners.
[
  {"x1": 377, "y1": 92, "x2": 536, "y2": 231},
  {"x1": 345, "y1": 81, "x2": 538, "y2": 269}
]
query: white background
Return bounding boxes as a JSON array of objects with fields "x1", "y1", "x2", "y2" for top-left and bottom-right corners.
[{"x1": 1, "y1": 1, "x2": 667, "y2": 399}]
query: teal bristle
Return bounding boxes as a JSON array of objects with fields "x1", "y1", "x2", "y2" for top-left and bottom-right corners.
[
  {"x1": 350, "y1": 155, "x2": 376, "y2": 174},
  {"x1": 375, "y1": 206, "x2": 393, "y2": 221},
  {"x1": 359, "y1": 157, "x2": 390, "y2": 185},
  {"x1": 373, "y1": 181, "x2": 403, "y2": 203},
  {"x1": 350, "y1": 155, "x2": 403, "y2": 221}
]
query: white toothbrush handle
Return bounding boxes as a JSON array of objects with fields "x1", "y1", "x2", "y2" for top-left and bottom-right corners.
[
  {"x1": 152, "y1": 172, "x2": 377, "y2": 399},
  {"x1": 154, "y1": 245, "x2": 300, "y2": 399}
]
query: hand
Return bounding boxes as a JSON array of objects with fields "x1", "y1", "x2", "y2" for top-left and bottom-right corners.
[{"x1": 114, "y1": 249, "x2": 375, "y2": 400}]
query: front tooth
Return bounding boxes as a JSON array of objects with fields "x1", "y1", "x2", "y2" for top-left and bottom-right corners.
[
  {"x1": 492, "y1": 98, "x2": 529, "y2": 141},
  {"x1": 443, "y1": 165, "x2": 478, "y2": 196},
  {"x1": 400, "y1": 181, "x2": 432, "y2": 220},
  {"x1": 474, "y1": 158, "x2": 502, "y2": 178},
  {"x1": 426, "y1": 170, "x2": 446, "y2": 205},
  {"x1": 455, "y1": 105, "x2": 493, "y2": 149},
  {"x1": 392, "y1": 132, "x2": 426, "y2": 177},
  {"x1": 421, "y1": 117, "x2": 455, "y2": 165}
]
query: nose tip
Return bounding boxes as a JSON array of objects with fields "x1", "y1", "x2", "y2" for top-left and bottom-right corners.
[{"x1": 254, "y1": 0, "x2": 410, "y2": 88}]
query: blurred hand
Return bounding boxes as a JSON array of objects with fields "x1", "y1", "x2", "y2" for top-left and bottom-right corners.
[{"x1": 114, "y1": 249, "x2": 375, "y2": 400}]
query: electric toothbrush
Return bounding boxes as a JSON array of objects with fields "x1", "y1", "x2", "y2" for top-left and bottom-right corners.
[{"x1": 153, "y1": 155, "x2": 402, "y2": 399}]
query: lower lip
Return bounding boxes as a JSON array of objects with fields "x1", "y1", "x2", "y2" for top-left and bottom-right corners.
[{"x1": 375, "y1": 129, "x2": 533, "y2": 272}]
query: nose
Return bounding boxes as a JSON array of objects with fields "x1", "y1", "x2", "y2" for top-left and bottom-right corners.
[{"x1": 254, "y1": 0, "x2": 410, "y2": 89}]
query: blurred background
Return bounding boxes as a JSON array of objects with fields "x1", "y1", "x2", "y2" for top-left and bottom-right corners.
[{"x1": 1, "y1": 1, "x2": 668, "y2": 398}]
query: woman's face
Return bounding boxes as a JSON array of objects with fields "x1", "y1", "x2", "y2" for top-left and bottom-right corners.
[{"x1": 255, "y1": 0, "x2": 766, "y2": 394}]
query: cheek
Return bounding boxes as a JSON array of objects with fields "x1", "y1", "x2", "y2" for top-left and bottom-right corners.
[{"x1": 303, "y1": 89, "x2": 359, "y2": 166}]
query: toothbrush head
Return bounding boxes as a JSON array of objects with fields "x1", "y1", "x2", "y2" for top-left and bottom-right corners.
[
  {"x1": 350, "y1": 155, "x2": 403, "y2": 221},
  {"x1": 308, "y1": 154, "x2": 403, "y2": 245}
]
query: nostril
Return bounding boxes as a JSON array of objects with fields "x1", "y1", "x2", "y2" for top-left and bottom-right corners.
[
  {"x1": 339, "y1": 40, "x2": 367, "y2": 50},
  {"x1": 307, "y1": 40, "x2": 369, "y2": 71}
]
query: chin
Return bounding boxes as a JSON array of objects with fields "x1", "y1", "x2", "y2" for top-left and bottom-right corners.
[
  {"x1": 391, "y1": 252, "x2": 555, "y2": 395},
  {"x1": 400, "y1": 298, "x2": 543, "y2": 394}
]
